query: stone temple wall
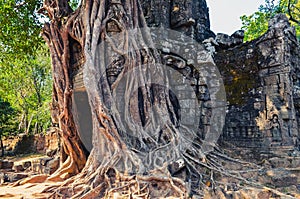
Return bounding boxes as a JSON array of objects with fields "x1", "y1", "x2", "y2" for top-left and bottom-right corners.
[
  {"x1": 141, "y1": 0, "x2": 215, "y2": 41},
  {"x1": 141, "y1": 1, "x2": 300, "y2": 149},
  {"x1": 213, "y1": 14, "x2": 300, "y2": 148},
  {"x1": 140, "y1": 1, "x2": 300, "y2": 149},
  {"x1": 71, "y1": 1, "x2": 300, "y2": 151},
  {"x1": 72, "y1": 0, "x2": 219, "y2": 151}
]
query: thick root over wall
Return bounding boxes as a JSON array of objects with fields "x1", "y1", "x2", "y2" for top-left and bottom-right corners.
[
  {"x1": 27, "y1": 0, "x2": 299, "y2": 198},
  {"x1": 30, "y1": 148, "x2": 295, "y2": 199}
]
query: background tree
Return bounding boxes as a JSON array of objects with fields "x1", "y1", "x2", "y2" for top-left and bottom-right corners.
[
  {"x1": 0, "y1": 0, "x2": 52, "y2": 134},
  {"x1": 0, "y1": 98, "x2": 16, "y2": 156},
  {"x1": 241, "y1": 0, "x2": 300, "y2": 41}
]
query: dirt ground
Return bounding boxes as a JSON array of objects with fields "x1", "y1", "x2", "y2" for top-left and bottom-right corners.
[
  {"x1": 1, "y1": 153, "x2": 299, "y2": 198},
  {"x1": 0, "y1": 182, "x2": 62, "y2": 199},
  {"x1": 0, "y1": 154, "x2": 59, "y2": 199},
  {"x1": 5, "y1": 154, "x2": 46, "y2": 164}
]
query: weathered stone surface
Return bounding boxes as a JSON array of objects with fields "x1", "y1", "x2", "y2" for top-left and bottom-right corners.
[
  {"x1": 214, "y1": 14, "x2": 300, "y2": 150},
  {"x1": 0, "y1": 160, "x2": 13, "y2": 170},
  {"x1": 70, "y1": 3, "x2": 300, "y2": 157},
  {"x1": 13, "y1": 165, "x2": 24, "y2": 172},
  {"x1": 40, "y1": 157, "x2": 53, "y2": 166},
  {"x1": 22, "y1": 161, "x2": 31, "y2": 170},
  {"x1": 0, "y1": 170, "x2": 29, "y2": 183},
  {"x1": 141, "y1": 0, "x2": 215, "y2": 41},
  {"x1": 21, "y1": 156, "x2": 60, "y2": 175},
  {"x1": 46, "y1": 149, "x2": 58, "y2": 157},
  {"x1": 178, "y1": 11, "x2": 300, "y2": 154},
  {"x1": 0, "y1": 173, "x2": 9, "y2": 184},
  {"x1": 35, "y1": 127, "x2": 60, "y2": 154},
  {"x1": 6, "y1": 173, "x2": 28, "y2": 183},
  {"x1": 31, "y1": 159, "x2": 43, "y2": 174},
  {"x1": 12, "y1": 134, "x2": 36, "y2": 154},
  {"x1": 215, "y1": 30, "x2": 244, "y2": 49},
  {"x1": 1, "y1": 128, "x2": 59, "y2": 156},
  {"x1": 44, "y1": 157, "x2": 60, "y2": 175}
]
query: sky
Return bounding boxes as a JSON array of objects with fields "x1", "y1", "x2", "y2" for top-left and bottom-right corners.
[{"x1": 206, "y1": 0, "x2": 266, "y2": 35}]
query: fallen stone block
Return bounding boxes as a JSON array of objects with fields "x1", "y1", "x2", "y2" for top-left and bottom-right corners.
[
  {"x1": 45, "y1": 157, "x2": 60, "y2": 175},
  {"x1": 22, "y1": 161, "x2": 31, "y2": 170},
  {"x1": 13, "y1": 164, "x2": 24, "y2": 172},
  {"x1": 0, "y1": 160, "x2": 14, "y2": 170},
  {"x1": 7, "y1": 173, "x2": 28, "y2": 182},
  {"x1": 0, "y1": 172, "x2": 9, "y2": 184}
]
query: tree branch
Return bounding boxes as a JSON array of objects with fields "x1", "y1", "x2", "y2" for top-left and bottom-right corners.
[{"x1": 288, "y1": 0, "x2": 300, "y2": 25}]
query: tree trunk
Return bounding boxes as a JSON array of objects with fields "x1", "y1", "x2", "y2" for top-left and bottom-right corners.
[
  {"x1": 0, "y1": 134, "x2": 4, "y2": 157},
  {"x1": 40, "y1": 0, "x2": 226, "y2": 197},
  {"x1": 40, "y1": 0, "x2": 88, "y2": 181},
  {"x1": 25, "y1": 115, "x2": 33, "y2": 135},
  {"x1": 18, "y1": 113, "x2": 24, "y2": 132}
]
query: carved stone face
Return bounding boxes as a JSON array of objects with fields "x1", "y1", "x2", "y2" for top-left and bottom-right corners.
[
  {"x1": 170, "y1": 0, "x2": 195, "y2": 28},
  {"x1": 141, "y1": 0, "x2": 215, "y2": 41}
]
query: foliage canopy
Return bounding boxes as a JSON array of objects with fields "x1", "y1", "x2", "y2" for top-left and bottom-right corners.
[
  {"x1": 0, "y1": 0, "x2": 51, "y2": 135},
  {"x1": 241, "y1": 0, "x2": 300, "y2": 41},
  {"x1": 0, "y1": 97, "x2": 16, "y2": 136}
]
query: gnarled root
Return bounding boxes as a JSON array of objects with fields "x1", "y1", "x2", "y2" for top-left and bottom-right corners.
[
  {"x1": 12, "y1": 174, "x2": 49, "y2": 187},
  {"x1": 47, "y1": 167, "x2": 188, "y2": 199}
]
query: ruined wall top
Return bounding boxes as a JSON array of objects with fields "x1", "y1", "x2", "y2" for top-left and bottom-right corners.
[
  {"x1": 141, "y1": 0, "x2": 215, "y2": 41},
  {"x1": 213, "y1": 14, "x2": 300, "y2": 149}
]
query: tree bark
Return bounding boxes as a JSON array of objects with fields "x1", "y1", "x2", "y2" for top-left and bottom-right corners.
[
  {"x1": 40, "y1": 0, "x2": 223, "y2": 197},
  {"x1": 40, "y1": 0, "x2": 87, "y2": 181},
  {"x1": 0, "y1": 134, "x2": 4, "y2": 157}
]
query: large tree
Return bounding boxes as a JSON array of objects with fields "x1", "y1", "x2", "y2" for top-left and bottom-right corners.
[
  {"x1": 37, "y1": 0, "x2": 259, "y2": 198},
  {"x1": 0, "y1": 98, "x2": 16, "y2": 156}
]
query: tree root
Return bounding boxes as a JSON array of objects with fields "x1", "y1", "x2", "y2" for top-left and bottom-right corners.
[
  {"x1": 44, "y1": 164, "x2": 188, "y2": 198},
  {"x1": 12, "y1": 174, "x2": 49, "y2": 187},
  {"x1": 10, "y1": 147, "x2": 298, "y2": 199},
  {"x1": 47, "y1": 157, "x2": 77, "y2": 182}
]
